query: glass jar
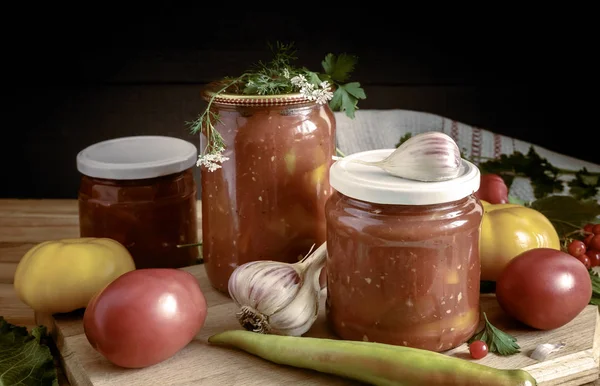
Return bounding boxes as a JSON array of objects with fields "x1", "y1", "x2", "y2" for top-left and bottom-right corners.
[
  {"x1": 199, "y1": 85, "x2": 336, "y2": 294},
  {"x1": 325, "y1": 148, "x2": 483, "y2": 352},
  {"x1": 76, "y1": 136, "x2": 200, "y2": 269}
]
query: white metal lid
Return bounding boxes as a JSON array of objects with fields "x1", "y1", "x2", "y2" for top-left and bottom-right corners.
[
  {"x1": 76, "y1": 136, "x2": 198, "y2": 180},
  {"x1": 330, "y1": 148, "x2": 481, "y2": 205}
]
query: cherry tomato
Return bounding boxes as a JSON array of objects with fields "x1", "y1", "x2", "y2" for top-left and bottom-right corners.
[
  {"x1": 496, "y1": 248, "x2": 592, "y2": 330},
  {"x1": 567, "y1": 240, "x2": 587, "y2": 257},
  {"x1": 584, "y1": 223, "x2": 595, "y2": 233},
  {"x1": 469, "y1": 340, "x2": 488, "y2": 359},
  {"x1": 588, "y1": 249, "x2": 600, "y2": 267},
  {"x1": 592, "y1": 224, "x2": 600, "y2": 235},
  {"x1": 83, "y1": 269, "x2": 208, "y2": 368},
  {"x1": 474, "y1": 174, "x2": 509, "y2": 204}
]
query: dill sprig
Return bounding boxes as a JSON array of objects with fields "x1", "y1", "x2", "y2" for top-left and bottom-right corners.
[{"x1": 187, "y1": 42, "x2": 366, "y2": 172}]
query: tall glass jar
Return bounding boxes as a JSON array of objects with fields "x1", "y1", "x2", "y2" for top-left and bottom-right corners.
[
  {"x1": 199, "y1": 86, "x2": 336, "y2": 294},
  {"x1": 325, "y1": 148, "x2": 483, "y2": 353}
]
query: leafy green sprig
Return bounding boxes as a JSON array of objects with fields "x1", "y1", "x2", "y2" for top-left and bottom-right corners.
[
  {"x1": 468, "y1": 312, "x2": 521, "y2": 356},
  {"x1": 188, "y1": 42, "x2": 366, "y2": 171}
]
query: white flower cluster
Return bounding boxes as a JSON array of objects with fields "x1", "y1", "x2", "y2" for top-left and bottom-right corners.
[
  {"x1": 289, "y1": 74, "x2": 334, "y2": 105},
  {"x1": 196, "y1": 147, "x2": 230, "y2": 172}
]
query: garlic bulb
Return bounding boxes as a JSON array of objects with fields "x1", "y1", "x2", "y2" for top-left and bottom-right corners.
[
  {"x1": 353, "y1": 131, "x2": 462, "y2": 182},
  {"x1": 228, "y1": 242, "x2": 327, "y2": 337}
]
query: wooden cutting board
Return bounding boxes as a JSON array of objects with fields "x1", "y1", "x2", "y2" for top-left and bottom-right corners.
[{"x1": 36, "y1": 264, "x2": 600, "y2": 386}]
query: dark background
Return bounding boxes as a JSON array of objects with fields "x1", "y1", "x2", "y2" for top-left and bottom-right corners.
[{"x1": 1, "y1": 7, "x2": 594, "y2": 199}]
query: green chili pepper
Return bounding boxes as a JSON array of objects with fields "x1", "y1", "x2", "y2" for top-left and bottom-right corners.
[{"x1": 208, "y1": 330, "x2": 537, "y2": 386}]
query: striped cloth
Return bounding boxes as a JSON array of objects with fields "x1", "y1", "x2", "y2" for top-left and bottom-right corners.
[{"x1": 334, "y1": 109, "x2": 600, "y2": 203}]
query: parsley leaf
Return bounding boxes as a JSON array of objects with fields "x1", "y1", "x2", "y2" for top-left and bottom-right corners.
[
  {"x1": 330, "y1": 83, "x2": 366, "y2": 119},
  {"x1": 0, "y1": 317, "x2": 58, "y2": 386},
  {"x1": 468, "y1": 312, "x2": 520, "y2": 356},
  {"x1": 321, "y1": 53, "x2": 357, "y2": 83}
]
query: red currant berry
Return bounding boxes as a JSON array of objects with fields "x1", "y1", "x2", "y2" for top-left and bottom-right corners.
[
  {"x1": 577, "y1": 254, "x2": 592, "y2": 269},
  {"x1": 469, "y1": 340, "x2": 488, "y2": 359},
  {"x1": 589, "y1": 235, "x2": 600, "y2": 251},
  {"x1": 567, "y1": 240, "x2": 587, "y2": 257},
  {"x1": 588, "y1": 249, "x2": 600, "y2": 267},
  {"x1": 584, "y1": 234, "x2": 595, "y2": 246}
]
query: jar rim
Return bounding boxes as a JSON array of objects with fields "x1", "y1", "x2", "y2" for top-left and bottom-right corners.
[
  {"x1": 201, "y1": 81, "x2": 314, "y2": 107},
  {"x1": 329, "y1": 148, "x2": 481, "y2": 206}
]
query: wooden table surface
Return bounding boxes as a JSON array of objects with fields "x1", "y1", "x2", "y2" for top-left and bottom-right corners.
[
  {"x1": 0, "y1": 198, "x2": 203, "y2": 386},
  {"x1": 1, "y1": 198, "x2": 599, "y2": 386}
]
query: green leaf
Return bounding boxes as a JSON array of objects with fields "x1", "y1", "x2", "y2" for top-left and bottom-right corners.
[
  {"x1": 476, "y1": 146, "x2": 563, "y2": 199},
  {"x1": 303, "y1": 70, "x2": 323, "y2": 87},
  {"x1": 589, "y1": 270, "x2": 600, "y2": 306},
  {"x1": 0, "y1": 317, "x2": 58, "y2": 386},
  {"x1": 329, "y1": 83, "x2": 367, "y2": 119},
  {"x1": 321, "y1": 53, "x2": 358, "y2": 83},
  {"x1": 529, "y1": 195, "x2": 600, "y2": 236},
  {"x1": 468, "y1": 312, "x2": 520, "y2": 356},
  {"x1": 342, "y1": 82, "x2": 366, "y2": 100},
  {"x1": 568, "y1": 167, "x2": 600, "y2": 200}
]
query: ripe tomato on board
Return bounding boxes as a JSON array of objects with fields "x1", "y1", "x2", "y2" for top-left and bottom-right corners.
[
  {"x1": 83, "y1": 269, "x2": 208, "y2": 368},
  {"x1": 495, "y1": 248, "x2": 592, "y2": 330},
  {"x1": 474, "y1": 174, "x2": 509, "y2": 205}
]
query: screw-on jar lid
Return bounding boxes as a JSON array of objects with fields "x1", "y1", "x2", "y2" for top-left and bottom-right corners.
[
  {"x1": 76, "y1": 136, "x2": 198, "y2": 180},
  {"x1": 329, "y1": 149, "x2": 481, "y2": 205}
]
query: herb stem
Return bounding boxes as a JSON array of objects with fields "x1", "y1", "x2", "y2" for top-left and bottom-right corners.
[
  {"x1": 177, "y1": 242, "x2": 203, "y2": 249},
  {"x1": 549, "y1": 218, "x2": 585, "y2": 231}
]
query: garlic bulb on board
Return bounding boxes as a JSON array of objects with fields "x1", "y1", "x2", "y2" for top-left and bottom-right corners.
[
  {"x1": 228, "y1": 242, "x2": 327, "y2": 337},
  {"x1": 352, "y1": 131, "x2": 462, "y2": 182}
]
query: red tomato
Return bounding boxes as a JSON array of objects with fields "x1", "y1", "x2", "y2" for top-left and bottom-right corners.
[
  {"x1": 496, "y1": 248, "x2": 592, "y2": 330},
  {"x1": 474, "y1": 174, "x2": 509, "y2": 204},
  {"x1": 83, "y1": 269, "x2": 208, "y2": 368}
]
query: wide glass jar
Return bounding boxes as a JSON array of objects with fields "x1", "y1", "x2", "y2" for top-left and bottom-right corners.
[
  {"x1": 325, "y1": 148, "x2": 483, "y2": 352},
  {"x1": 76, "y1": 136, "x2": 200, "y2": 269},
  {"x1": 199, "y1": 85, "x2": 336, "y2": 294}
]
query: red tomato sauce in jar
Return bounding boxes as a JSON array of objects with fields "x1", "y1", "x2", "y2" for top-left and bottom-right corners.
[
  {"x1": 325, "y1": 148, "x2": 483, "y2": 352},
  {"x1": 76, "y1": 136, "x2": 200, "y2": 269},
  {"x1": 198, "y1": 86, "x2": 336, "y2": 294}
]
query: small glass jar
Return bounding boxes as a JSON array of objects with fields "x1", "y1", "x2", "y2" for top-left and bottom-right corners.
[
  {"x1": 76, "y1": 136, "x2": 200, "y2": 269},
  {"x1": 325, "y1": 148, "x2": 483, "y2": 352},
  {"x1": 199, "y1": 84, "x2": 336, "y2": 294}
]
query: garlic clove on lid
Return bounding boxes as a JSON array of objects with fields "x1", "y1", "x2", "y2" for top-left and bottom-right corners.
[{"x1": 352, "y1": 131, "x2": 462, "y2": 182}]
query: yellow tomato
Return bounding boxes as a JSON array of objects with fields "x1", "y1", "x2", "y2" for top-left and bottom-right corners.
[
  {"x1": 14, "y1": 237, "x2": 136, "y2": 314},
  {"x1": 479, "y1": 200, "x2": 561, "y2": 281}
]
